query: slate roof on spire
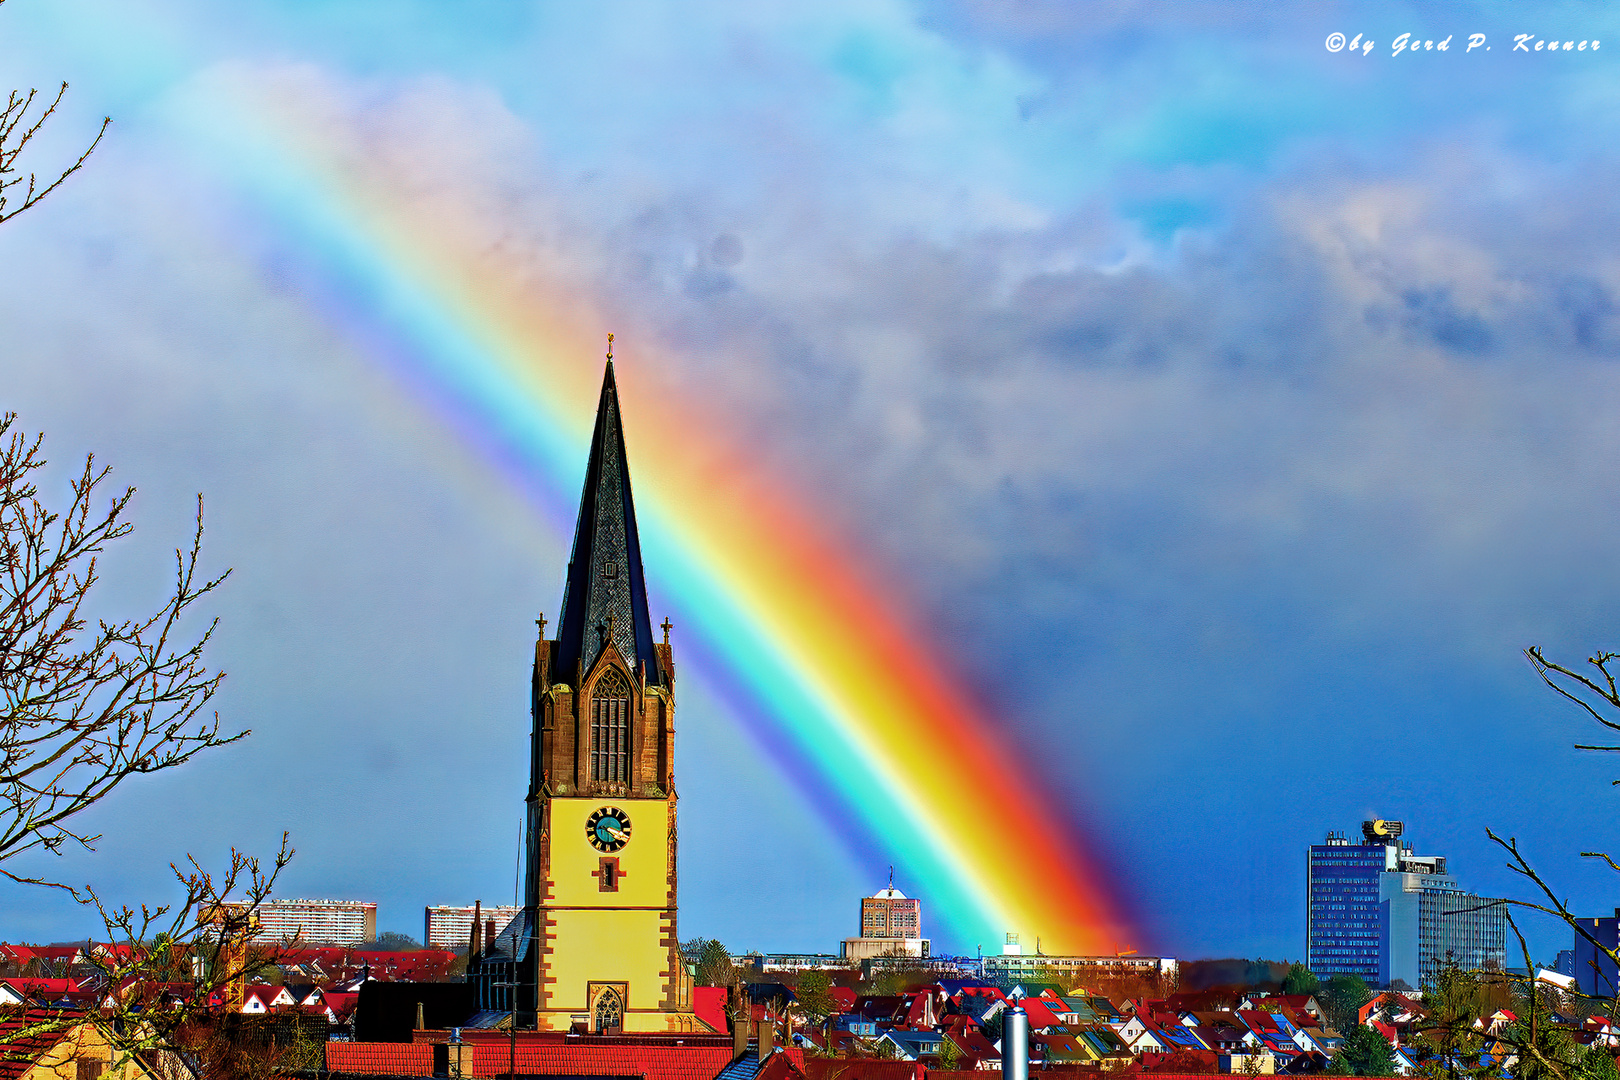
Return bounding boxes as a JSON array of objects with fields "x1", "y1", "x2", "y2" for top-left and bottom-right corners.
[{"x1": 553, "y1": 359, "x2": 665, "y2": 686}]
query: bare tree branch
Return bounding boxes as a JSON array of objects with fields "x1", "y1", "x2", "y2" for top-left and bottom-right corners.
[
  {"x1": 1, "y1": 414, "x2": 241, "y2": 893},
  {"x1": 0, "y1": 835, "x2": 297, "y2": 1077},
  {"x1": 0, "y1": 0, "x2": 110, "y2": 228}
]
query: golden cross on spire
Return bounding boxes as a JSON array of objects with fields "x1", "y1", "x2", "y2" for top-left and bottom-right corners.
[
  {"x1": 660, "y1": 617, "x2": 672, "y2": 646},
  {"x1": 606, "y1": 332, "x2": 614, "y2": 361}
]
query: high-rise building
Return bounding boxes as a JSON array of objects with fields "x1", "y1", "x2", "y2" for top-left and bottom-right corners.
[
  {"x1": 212, "y1": 898, "x2": 377, "y2": 945},
  {"x1": 1573, "y1": 911, "x2": 1619, "y2": 998},
  {"x1": 468, "y1": 350, "x2": 698, "y2": 1033},
  {"x1": 423, "y1": 905, "x2": 520, "y2": 950},
  {"x1": 842, "y1": 881, "x2": 929, "y2": 961},
  {"x1": 1307, "y1": 819, "x2": 1504, "y2": 989}
]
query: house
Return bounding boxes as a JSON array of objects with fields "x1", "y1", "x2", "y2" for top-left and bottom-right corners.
[
  {"x1": 0, "y1": 1009, "x2": 160, "y2": 1080},
  {"x1": 240, "y1": 984, "x2": 296, "y2": 1014},
  {"x1": 1032, "y1": 1031, "x2": 1094, "y2": 1065},
  {"x1": 875, "y1": 1031, "x2": 946, "y2": 1061},
  {"x1": 940, "y1": 1021, "x2": 999, "y2": 1069},
  {"x1": 1219, "y1": 1051, "x2": 1275, "y2": 1074},
  {"x1": 1185, "y1": 1012, "x2": 1256, "y2": 1053},
  {"x1": 1115, "y1": 1014, "x2": 1170, "y2": 1054},
  {"x1": 1249, "y1": 994, "x2": 1323, "y2": 1022},
  {"x1": 1013, "y1": 997, "x2": 1064, "y2": 1032},
  {"x1": 951, "y1": 990, "x2": 1007, "y2": 1026},
  {"x1": 0, "y1": 980, "x2": 81, "y2": 1008}
]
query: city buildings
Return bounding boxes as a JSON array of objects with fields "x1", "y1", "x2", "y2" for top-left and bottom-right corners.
[
  {"x1": 1572, "y1": 910, "x2": 1619, "y2": 998},
  {"x1": 1306, "y1": 819, "x2": 1504, "y2": 989},
  {"x1": 842, "y1": 881, "x2": 929, "y2": 961},
  {"x1": 982, "y1": 953, "x2": 1178, "y2": 985},
  {"x1": 212, "y1": 898, "x2": 378, "y2": 945},
  {"x1": 424, "y1": 905, "x2": 520, "y2": 950}
]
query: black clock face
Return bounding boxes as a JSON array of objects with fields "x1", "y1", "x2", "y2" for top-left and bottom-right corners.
[{"x1": 586, "y1": 806, "x2": 632, "y2": 852}]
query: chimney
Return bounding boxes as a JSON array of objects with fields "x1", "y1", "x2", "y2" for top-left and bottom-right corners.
[
  {"x1": 486, "y1": 919, "x2": 497, "y2": 952},
  {"x1": 415, "y1": 1001, "x2": 425, "y2": 1031},
  {"x1": 757, "y1": 1015, "x2": 774, "y2": 1062},
  {"x1": 1002, "y1": 1004, "x2": 1029, "y2": 1080},
  {"x1": 732, "y1": 985, "x2": 749, "y2": 1058},
  {"x1": 470, "y1": 902, "x2": 483, "y2": 958}
]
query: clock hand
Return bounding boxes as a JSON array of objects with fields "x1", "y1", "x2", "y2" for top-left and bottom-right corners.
[{"x1": 606, "y1": 826, "x2": 629, "y2": 841}]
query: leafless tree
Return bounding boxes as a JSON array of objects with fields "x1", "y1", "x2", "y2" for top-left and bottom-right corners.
[
  {"x1": 1464, "y1": 646, "x2": 1620, "y2": 1080},
  {"x1": 1, "y1": 413, "x2": 242, "y2": 891},
  {"x1": 0, "y1": 834, "x2": 297, "y2": 1078},
  {"x1": 0, "y1": 0, "x2": 110, "y2": 226}
]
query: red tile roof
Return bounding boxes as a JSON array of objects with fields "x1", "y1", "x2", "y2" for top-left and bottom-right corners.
[
  {"x1": 325, "y1": 1041, "x2": 435, "y2": 1075},
  {"x1": 803, "y1": 1059, "x2": 922, "y2": 1080},
  {"x1": 0, "y1": 1009, "x2": 79, "y2": 1080},
  {"x1": 468, "y1": 1043, "x2": 735, "y2": 1080},
  {"x1": 329, "y1": 1039, "x2": 805, "y2": 1080},
  {"x1": 1015, "y1": 998, "x2": 1062, "y2": 1029}
]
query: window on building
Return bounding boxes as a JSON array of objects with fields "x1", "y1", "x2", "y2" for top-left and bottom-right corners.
[
  {"x1": 77, "y1": 1060, "x2": 105, "y2": 1080},
  {"x1": 591, "y1": 669, "x2": 632, "y2": 782},
  {"x1": 594, "y1": 986, "x2": 624, "y2": 1034}
]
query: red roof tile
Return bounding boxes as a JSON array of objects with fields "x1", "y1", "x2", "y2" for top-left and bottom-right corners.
[
  {"x1": 803, "y1": 1059, "x2": 921, "y2": 1080},
  {"x1": 466, "y1": 1042, "x2": 737, "y2": 1080},
  {"x1": 0, "y1": 1009, "x2": 80, "y2": 1080},
  {"x1": 325, "y1": 1041, "x2": 435, "y2": 1075}
]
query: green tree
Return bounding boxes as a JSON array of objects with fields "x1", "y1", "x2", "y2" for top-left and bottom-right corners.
[
  {"x1": 681, "y1": 937, "x2": 735, "y2": 988},
  {"x1": 795, "y1": 970, "x2": 836, "y2": 1025},
  {"x1": 1579, "y1": 1048, "x2": 1620, "y2": 1080},
  {"x1": 1339, "y1": 1024, "x2": 1396, "y2": 1077},
  {"x1": 938, "y1": 1036, "x2": 964, "y2": 1070},
  {"x1": 357, "y1": 931, "x2": 422, "y2": 951},
  {"x1": 1414, "y1": 959, "x2": 1490, "y2": 1080},
  {"x1": 1321, "y1": 974, "x2": 1372, "y2": 1034},
  {"x1": 1282, "y1": 962, "x2": 1321, "y2": 996}
]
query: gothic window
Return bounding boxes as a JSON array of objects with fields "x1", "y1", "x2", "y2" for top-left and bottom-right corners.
[
  {"x1": 594, "y1": 986, "x2": 624, "y2": 1034},
  {"x1": 591, "y1": 668, "x2": 632, "y2": 782}
]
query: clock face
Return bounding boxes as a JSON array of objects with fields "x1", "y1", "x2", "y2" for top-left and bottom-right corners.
[{"x1": 586, "y1": 806, "x2": 632, "y2": 852}]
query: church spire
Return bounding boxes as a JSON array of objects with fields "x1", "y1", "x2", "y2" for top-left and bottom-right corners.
[{"x1": 553, "y1": 348, "x2": 664, "y2": 686}]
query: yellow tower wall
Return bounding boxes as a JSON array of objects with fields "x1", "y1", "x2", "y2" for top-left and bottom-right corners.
[{"x1": 539, "y1": 796, "x2": 681, "y2": 1030}]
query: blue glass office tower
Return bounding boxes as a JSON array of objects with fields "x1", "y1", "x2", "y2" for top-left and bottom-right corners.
[
  {"x1": 1306, "y1": 829, "x2": 1391, "y2": 982},
  {"x1": 1307, "y1": 819, "x2": 1504, "y2": 989},
  {"x1": 1573, "y1": 911, "x2": 1619, "y2": 997}
]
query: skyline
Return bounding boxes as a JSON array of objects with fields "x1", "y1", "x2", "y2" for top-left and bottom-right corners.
[{"x1": 4, "y1": 0, "x2": 1620, "y2": 963}]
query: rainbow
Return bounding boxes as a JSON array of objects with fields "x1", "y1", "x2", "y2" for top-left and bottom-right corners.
[{"x1": 169, "y1": 69, "x2": 1132, "y2": 954}]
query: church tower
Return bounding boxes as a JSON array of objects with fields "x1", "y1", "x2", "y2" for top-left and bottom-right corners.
[{"x1": 476, "y1": 348, "x2": 696, "y2": 1033}]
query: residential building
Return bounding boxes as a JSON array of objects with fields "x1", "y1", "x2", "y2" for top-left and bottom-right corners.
[
  {"x1": 423, "y1": 904, "x2": 520, "y2": 950},
  {"x1": 1573, "y1": 910, "x2": 1619, "y2": 998},
  {"x1": 211, "y1": 898, "x2": 378, "y2": 945},
  {"x1": 842, "y1": 881, "x2": 930, "y2": 961},
  {"x1": 982, "y1": 953, "x2": 1177, "y2": 984},
  {"x1": 1307, "y1": 819, "x2": 1505, "y2": 989}
]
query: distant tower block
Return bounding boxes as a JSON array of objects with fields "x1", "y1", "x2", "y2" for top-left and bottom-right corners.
[{"x1": 842, "y1": 875, "x2": 929, "y2": 961}]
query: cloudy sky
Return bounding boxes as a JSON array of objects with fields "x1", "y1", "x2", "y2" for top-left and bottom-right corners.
[{"x1": 5, "y1": 0, "x2": 1620, "y2": 964}]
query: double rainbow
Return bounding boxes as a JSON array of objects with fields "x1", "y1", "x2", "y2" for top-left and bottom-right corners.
[{"x1": 174, "y1": 68, "x2": 1130, "y2": 954}]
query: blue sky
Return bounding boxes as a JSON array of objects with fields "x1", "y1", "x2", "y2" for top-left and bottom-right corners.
[{"x1": 5, "y1": 0, "x2": 1620, "y2": 965}]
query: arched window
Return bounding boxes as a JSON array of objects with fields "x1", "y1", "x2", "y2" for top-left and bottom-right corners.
[
  {"x1": 590, "y1": 668, "x2": 632, "y2": 782},
  {"x1": 593, "y1": 986, "x2": 624, "y2": 1034}
]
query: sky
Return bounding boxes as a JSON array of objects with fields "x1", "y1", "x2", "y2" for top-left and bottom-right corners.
[{"x1": 4, "y1": 0, "x2": 1620, "y2": 966}]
